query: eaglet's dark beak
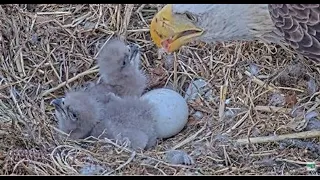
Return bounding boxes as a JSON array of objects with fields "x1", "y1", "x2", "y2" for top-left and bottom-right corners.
[
  {"x1": 50, "y1": 97, "x2": 64, "y2": 109},
  {"x1": 128, "y1": 43, "x2": 140, "y2": 62}
]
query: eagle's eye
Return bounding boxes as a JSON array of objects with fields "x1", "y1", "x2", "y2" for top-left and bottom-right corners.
[{"x1": 185, "y1": 12, "x2": 197, "y2": 22}]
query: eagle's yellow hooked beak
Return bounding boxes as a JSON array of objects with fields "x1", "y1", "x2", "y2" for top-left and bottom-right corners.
[{"x1": 150, "y1": 4, "x2": 204, "y2": 53}]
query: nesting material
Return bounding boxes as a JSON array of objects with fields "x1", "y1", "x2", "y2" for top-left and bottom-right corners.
[{"x1": 1, "y1": 4, "x2": 320, "y2": 175}]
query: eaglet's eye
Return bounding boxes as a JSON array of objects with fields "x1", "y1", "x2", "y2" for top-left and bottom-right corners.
[
  {"x1": 71, "y1": 112, "x2": 77, "y2": 118},
  {"x1": 121, "y1": 54, "x2": 128, "y2": 67},
  {"x1": 68, "y1": 111, "x2": 77, "y2": 121}
]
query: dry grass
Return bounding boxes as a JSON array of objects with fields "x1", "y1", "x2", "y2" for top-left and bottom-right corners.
[{"x1": 1, "y1": 4, "x2": 320, "y2": 175}]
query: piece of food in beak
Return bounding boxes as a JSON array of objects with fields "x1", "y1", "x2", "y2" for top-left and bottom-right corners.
[{"x1": 150, "y1": 4, "x2": 204, "y2": 53}]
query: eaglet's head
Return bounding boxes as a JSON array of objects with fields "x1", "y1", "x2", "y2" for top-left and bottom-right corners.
[
  {"x1": 51, "y1": 91, "x2": 102, "y2": 139},
  {"x1": 97, "y1": 38, "x2": 141, "y2": 77}
]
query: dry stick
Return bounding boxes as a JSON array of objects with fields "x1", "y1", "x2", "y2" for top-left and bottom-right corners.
[
  {"x1": 244, "y1": 70, "x2": 304, "y2": 93},
  {"x1": 94, "y1": 35, "x2": 114, "y2": 59},
  {"x1": 214, "y1": 167, "x2": 232, "y2": 174},
  {"x1": 10, "y1": 88, "x2": 27, "y2": 126},
  {"x1": 172, "y1": 124, "x2": 206, "y2": 150},
  {"x1": 236, "y1": 130, "x2": 320, "y2": 145},
  {"x1": 119, "y1": 4, "x2": 134, "y2": 37},
  {"x1": 127, "y1": 29, "x2": 149, "y2": 32},
  {"x1": 218, "y1": 80, "x2": 228, "y2": 121},
  {"x1": 40, "y1": 67, "x2": 99, "y2": 97},
  {"x1": 0, "y1": 129, "x2": 8, "y2": 136},
  {"x1": 136, "y1": 4, "x2": 148, "y2": 27},
  {"x1": 0, "y1": 80, "x2": 22, "y2": 91},
  {"x1": 13, "y1": 48, "x2": 23, "y2": 77},
  {"x1": 244, "y1": 70, "x2": 277, "y2": 92},
  {"x1": 277, "y1": 86, "x2": 304, "y2": 93},
  {"x1": 104, "y1": 151, "x2": 136, "y2": 175},
  {"x1": 253, "y1": 105, "x2": 291, "y2": 114},
  {"x1": 94, "y1": 5, "x2": 103, "y2": 29},
  {"x1": 36, "y1": 12, "x2": 71, "y2": 15},
  {"x1": 173, "y1": 52, "x2": 178, "y2": 90},
  {"x1": 275, "y1": 158, "x2": 315, "y2": 165},
  {"x1": 140, "y1": 163, "x2": 167, "y2": 175},
  {"x1": 223, "y1": 111, "x2": 249, "y2": 135}
]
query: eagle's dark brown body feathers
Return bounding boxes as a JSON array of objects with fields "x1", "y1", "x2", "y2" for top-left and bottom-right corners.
[{"x1": 269, "y1": 4, "x2": 320, "y2": 60}]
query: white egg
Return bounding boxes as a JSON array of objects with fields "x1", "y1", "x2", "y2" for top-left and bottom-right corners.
[{"x1": 141, "y1": 88, "x2": 189, "y2": 139}]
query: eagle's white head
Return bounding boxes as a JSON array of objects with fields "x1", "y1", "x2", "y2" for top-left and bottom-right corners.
[{"x1": 150, "y1": 4, "x2": 276, "y2": 53}]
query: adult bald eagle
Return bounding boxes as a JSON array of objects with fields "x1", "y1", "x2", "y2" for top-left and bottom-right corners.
[{"x1": 150, "y1": 4, "x2": 320, "y2": 60}]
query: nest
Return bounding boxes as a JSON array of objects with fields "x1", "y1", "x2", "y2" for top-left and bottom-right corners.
[{"x1": 1, "y1": 4, "x2": 320, "y2": 175}]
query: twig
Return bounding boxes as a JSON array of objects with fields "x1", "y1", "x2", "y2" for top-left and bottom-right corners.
[
  {"x1": 277, "y1": 86, "x2": 304, "y2": 93},
  {"x1": 94, "y1": 34, "x2": 114, "y2": 59},
  {"x1": 40, "y1": 67, "x2": 99, "y2": 97},
  {"x1": 275, "y1": 158, "x2": 317, "y2": 165},
  {"x1": 0, "y1": 129, "x2": 8, "y2": 136},
  {"x1": 253, "y1": 105, "x2": 291, "y2": 114},
  {"x1": 244, "y1": 70, "x2": 277, "y2": 92},
  {"x1": 223, "y1": 111, "x2": 249, "y2": 134},
  {"x1": 172, "y1": 124, "x2": 206, "y2": 150},
  {"x1": 173, "y1": 52, "x2": 178, "y2": 90},
  {"x1": 36, "y1": 12, "x2": 71, "y2": 15},
  {"x1": 127, "y1": 29, "x2": 149, "y2": 32},
  {"x1": 104, "y1": 151, "x2": 136, "y2": 175},
  {"x1": 236, "y1": 130, "x2": 320, "y2": 145},
  {"x1": 10, "y1": 88, "x2": 27, "y2": 126},
  {"x1": 219, "y1": 80, "x2": 228, "y2": 121},
  {"x1": 119, "y1": 4, "x2": 134, "y2": 37},
  {"x1": 140, "y1": 163, "x2": 167, "y2": 175},
  {"x1": 135, "y1": 4, "x2": 148, "y2": 27}
]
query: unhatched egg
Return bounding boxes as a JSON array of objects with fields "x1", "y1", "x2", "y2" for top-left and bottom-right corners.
[{"x1": 141, "y1": 88, "x2": 189, "y2": 139}]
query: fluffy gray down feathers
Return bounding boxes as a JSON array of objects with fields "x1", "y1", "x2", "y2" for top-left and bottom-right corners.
[
  {"x1": 53, "y1": 39, "x2": 157, "y2": 150},
  {"x1": 96, "y1": 38, "x2": 147, "y2": 97}
]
